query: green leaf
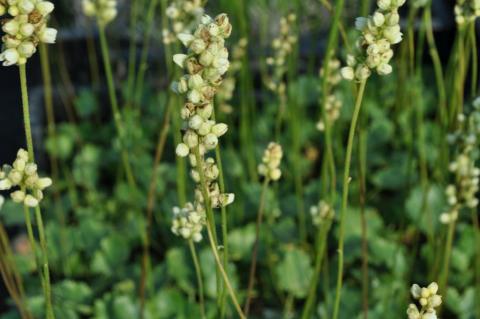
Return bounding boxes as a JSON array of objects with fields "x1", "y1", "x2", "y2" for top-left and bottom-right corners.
[
  {"x1": 405, "y1": 184, "x2": 444, "y2": 234},
  {"x1": 74, "y1": 89, "x2": 98, "y2": 119},
  {"x1": 275, "y1": 246, "x2": 313, "y2": 298},
  {"x1": 228, "y1": 224, "x2": 256, "y2": 261},
  {"x1": 166, "y1": 247, "x2": 193, "y2": 294}
]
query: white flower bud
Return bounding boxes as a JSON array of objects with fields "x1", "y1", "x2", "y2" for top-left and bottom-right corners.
[
  {"x1": 24, "y1": 163, "x2": 37, "y2": 175},
  {"x1": 188, "y1": 74, "x2": 204, "y2": 89},
  {"x1": 177, "y1": 33, "x2": 195, "y2": 47},
  {"x1": 173, "y1": 54, "x2": 188, "y2": 68},
  {"x1": 24, "y1": 195, "x2": 39, "y2": 207},
  {"x1": 341, "y1": 67, "x2": 355, "y2": 80},
  {"x1": 0, "y1": 179, "x2": 12, "y2": 190},
  {"x1": 18, "y1": 42, "x2": 36, "y2": 57},
  {"x1": 377, "y1": 63, "x2": 392, "y2": 75},
  {"x1": 373, "y1": 12, "x2": 385, "y2": 26},
  {"x1": 203, "y1": 133, "x2": 218, "y2": 149},
  {"x1": 3, "y1": 20, "x2": 19, "y2": 36},
  {"x1": 187, "y1": 89, "x2": 202, "y2": 104},
  {"x1": 36, "y1": 1, "x2": 55, "y2": 15},
  {"x1": 36, "y1": 177, "x2": 52, "y2": 190},
  {"x1": 20, "y1": 23, "x2": 34, "y2": 37},
  {"x1": 190, "y1": 39, "x2": 206, "y2": 54},
  {"x1": 11, "y1": 190, "x2": 26, "y2": 203},
  {"x1": 39, "y1": 27, "x2": 57, "y2": 44},
  {"x1": 176, "y1": 143, "x2": 190, "y2": 157},
  {"x1": 211, "y1": 123, "x2": 228, "y2": 137},
  {"x1": 189, "y1": 115, "x2": 204, "y2": 130}
]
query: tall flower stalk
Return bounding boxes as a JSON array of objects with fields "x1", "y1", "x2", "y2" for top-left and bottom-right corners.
[
  {"x1": 334, "y1": 1, "x2": 405, "y2": 317},
  {"x1": 244, "y1": 142, "x2": 283, "y2": 316},
  {"x1": 0, "y1": 1, "x2": 57, "y2": 317},
  {"x1": 171, "y1": 14, "x2": 244, "y2": 318},
  {"x1": 82, "y1": 0, "x2": 137, "y2": 188}
]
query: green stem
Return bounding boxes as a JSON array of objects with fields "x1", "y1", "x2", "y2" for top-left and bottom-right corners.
[
  {"x1": 439, "y1": 219, "x2": 456, "y2": 296},
  {"x1": 189, "y1": 240, "x2": 206, "y2": 319},
  {"x1": 332, "y1": 79, "x2": 367, "y2": 319},
  {"x1": 470, "y1": 22, "x2": 478, "y2": 97},
  {"x1": 126, "y1": 0, "x2": 139, "y2": 105},
  {"x1": 34, "y1": 206, "x2": 54, "y2": 319},
  {"x1": 244, "y1": 178, "x2": 270, "y2": 316},
  {"x1": 19, "y1": 64, "x2": 55, "y2": 319},
  {"x1": 215, "y1": 143, "x2": 230, "y2": 317},
  {"x1": 470, "y1": 208, "x2": 480, "y2": 318},
  {"x1": 358, "y1": 127, "x2": 369, "y2": 319},
  {"x1": 134, "y1": 0, "x2": 160, "y2": 106},
  {"x1": 98, "y1": 25, "x2": 137, "y2": 188},
  {"x1": 319, "y1": 0, "x2": 345, "y2": 202},
  {"x1": 194, "y1": 147, "x2": 243, "y2": 318},
  {"x1": 301, "y1": 221, "x2": 332, "y2": 319},
  {"x1": 193, "y1": 148, "x2": 222, "y2": 310},
  {"x1": 206, "y1": 223, "x2": 246, "y2": 319}
]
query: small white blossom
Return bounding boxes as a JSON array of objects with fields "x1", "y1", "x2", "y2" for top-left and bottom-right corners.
[
  {"x1": 171, "y1": 203, "x2": 205, "y2": 242},
  {"x1": 0, "y1": 0, "x2": 56, "y2": 66},
  {"x1": 172, "y1": 14, "x2": 235, "y2": 211},
  {"x1": 82, "y1": 0, "x2": 117, "y2": 26},
  {"x1": 342, "y1": 0, "x2": 405, "y2": 81},
  {"x1": 0, "y1": 149, "x2": 52, "y2": 207},
  {"x1": 407, "y1": 282, "x2": 442, "y2": 319},
  {"x1": 310, "y1": 200, "x2": 335, "y2": 226},
  {"x1": 258, "y1": 143, "x2": 283, "y2": 181}
]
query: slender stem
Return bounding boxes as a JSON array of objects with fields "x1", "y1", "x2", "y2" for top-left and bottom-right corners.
[
  {"x1": 439, "y1": 219, "x2": 456, "y2": 295},
  {"x1": 214, "y1": 142, "x2": 230, "y2": 317},
  {"x1": 126, "y1": 0, "x2": 139, "y2": 105},
  {"x1": 205, "y1": 223, "x2": 245, "y2": 319},
  {"x1": 332, "y1": 79, "x2": 367, "y2": 319},
  {"x1": 189, "y1": 240, "x2": 206, "y2": 319},
  {"x1": 301, "y1": 221, "x2": 332, "y2": 319},
  {"x1": 139, "y1": 98, "x2": 172, "y2": 317},
  {"x1": 134, "y1": 0, "x2": 160, "y2": 106},
  {"x1": 19, "y1": 64, "x2": 55, "y2": 319},
  {"x1": 358, "y1": 129, "x2": 369, "y2": 319},
  {"x1": 470, "y1": 208, "x2": 480, "y2": 318},
  {"x1": 34, "y1": 206, "x2": 55, "y2": 319},
  {"x1": 244, "y1": 178, "x2": 270, "y2": 316},
  {"x1": 193, "y1": 148, "x2": 222, "y2": 309},
  {"x1": 319, "y1": 0, "x2": 345, "y2": 203},
  {"x1": 40, "y1": 43, "x2": 69, "y2": 275},
  {"x1": 470, "y1": 22, "x2": 478, "y2": 97},
  {"x1": 19, "y1": 65, "x2": 34, "y2": 158},
  {"x1": 98, "y1": 24, "x2": 137, "y2": 188}
]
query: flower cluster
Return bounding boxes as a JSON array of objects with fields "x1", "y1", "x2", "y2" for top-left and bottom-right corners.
[
  {"x1": 441, "y1": 101, "x2": 480, "y2": 224},
  {"x1": 171, "y1": 203, "x2": 205, "y2": 242},
  {"x1": 82, "y1": 0, "x2": 117, "y2": 26},
  {"x1": 172, "y1": 14, "x2": 234, "y2": 209},
  {"x1": 454, "y1": 0, "x2": 480, "y2": 25},
  {"x1": 0, "y1": 0, "x2": 56, "y2": 66},
  {"x1": 407, "y1": 282, "x2": 442, "y2": 319},
  {"x1": 163, "y1": 0, "x2": 205, "y2": 45},
  {"x1": 258, "y1": 143, "x2": 283, "y2": 181},
  {"x1": 0, "y1": 149, "x2": 52, "y2": 207},
  {"x1": 317, "y1": 58, "x2": 343, "y2": 131},
  {"x1": 341, "y1": 0, "x2": 405, "y2": 81},
  {"x1": 265, "y1": 14, "x2": 297, "y2": 93},
  {"x1": 217, "y1": 38, "x2": 248, "y2": 114},
  {"x1": 310, "y1": 200, "x2": 335, "y2": 226}
]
